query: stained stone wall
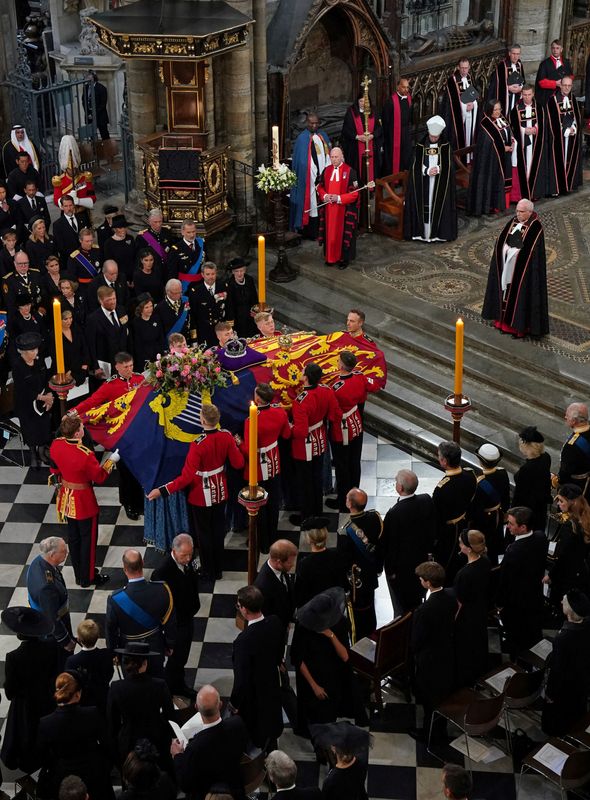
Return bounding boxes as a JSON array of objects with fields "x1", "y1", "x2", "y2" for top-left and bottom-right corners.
[
  {"x1": 511, "y1": 0, "x2": 562, "y2": 76},
  {"x1": 0, "y1": 0, "x2": 18, "y2": 140}
]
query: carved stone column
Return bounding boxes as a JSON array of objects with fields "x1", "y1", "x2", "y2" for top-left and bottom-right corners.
[
  {"x1": 221, "y1": 0, "x2": 255, "y2": 165},
  {"x1": 126, "y1": 60, "x2": 157, "y2": 192},
  {"x1": 253, "y1": 0, "x2": 268, "y2": 167}
]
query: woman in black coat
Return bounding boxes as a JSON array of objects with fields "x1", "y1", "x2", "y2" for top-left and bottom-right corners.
[
  {"x1": 12, "y1": 331, "x2": 54, "y2": 467},
  {"x1": 542, "y1": 590, "x2": 590, "y2": 735},
  {"x1": 453, "y1": 530, "x2": 492, "y2": 687},
  {"x1": 36, "y1": 671, "x2": 115, "y2": 800},
  {"x1": 132, "y1": 249, "x2": 164, "y2": 302},
  {"x1": 131, "y1": 294, "x2": 167, "y2": 371},
  {"x1": 25, "y1": 217, "x2": 58, "y2": 272},
  {"x1": 466, "y1": 98, "x2": 515, "y2": 216},
  {"x1": 512, "y1": 426, "x2": 552, "y2": 533},
  {"x1": 0, "y1": 607, "x2": 57, "y2": 776},
  {"x1": 40, "y1": 254, "x2": 63, "y2": 309},
  {"x1": 58, "y1": 277, "x2": 87, "y2": 329},
  {"x1": 545, "y1": 485, "x2": 590, "y2": 608},
  {"x1": 50, "y1": 308, "x2": 91, "y2": 387},
  {"x1": 119, "y1": 740, "x2": 176, "y2": 800},
  {"x1": 107, "y1": 644, "x2": 175, "y2": 774},
  {"x1": 295, "y1": 519, "x2": 348, "y2": 608}
]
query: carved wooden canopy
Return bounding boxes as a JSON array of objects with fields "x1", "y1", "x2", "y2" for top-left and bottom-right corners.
[{"x1": 89, "y1": 0, "x2": 252, "y2": 61}]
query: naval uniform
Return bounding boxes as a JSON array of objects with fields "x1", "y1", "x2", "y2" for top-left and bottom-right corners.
[
  {"x1": 432, "y1": 466, "x2": 477, "y2": 582},
  {"x1": 105, "y1": 577, "x2": 176, "y2": 676},
  {"x1": 49, "y1": 436, "x2": 114, "y2": 586},
  {"x1": 331, "y1": 371, "x2": 373, "y2": 512},
  {"x1": 557, "y1": 424, "x2": 590, "y2": 500},
  {"x1": 27, "y1": 554, "x2": 74, "y2": 652},
  {"x1": 338, "y1": 509, "x2": 383, "y2": 640},
  {"x1": 74, "y1": 373, "x2": 145, "y2": 517},
  {"x1": 291, "y1": 384, "x2": 342, "y2": 522},
  {"x1": 158, "y1": 429, "x2": 245, "y2": 579},
  {"x1": 238, "y1": 403, "x2": 292, "y2": 552},
  {"x1": 188, "y1": 278, "x2": 233, "y2": 346},
  {"x1": 135, "y1": 225, "x2": 175, "y2": 274},
  {"x1": 166, "y1": 238, "x2": 204, "y2": 284}
]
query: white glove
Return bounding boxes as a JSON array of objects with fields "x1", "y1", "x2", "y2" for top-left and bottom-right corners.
[{"x1": 108, "y1": 449, "x2": 121, "y2": 464}]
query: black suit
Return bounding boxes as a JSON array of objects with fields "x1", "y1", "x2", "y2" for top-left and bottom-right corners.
[
  {"x1": 542, "y1": 617, "x2": 590, "y2": 735},
  {"x1": 381, "y1": 494, "x2": 436, "y2": 612},
  {"x1": 174, "y1": 715, "x2": 248, "y2": 800},
  {"x1": 271, "y1": 790, "x2": 322, "y2": 800},
  {"x1": 231, "y1": 614, "x2": 285, "y2": 748},
  {"x1": 411, "y1": 588, "x2": 457, "y2": 729},
  {"x1": 254, "y1": 562, "x2": 295, "y2": 630},
  {"x1": 152, "y1": 553, "x2": 200, "y2": 692},
  {"x1": 6, "y1": 165, "x2": 42, "y2": 198},
  {"x1": 496, "y1": 531, "x2": 548, "y2": 656},
  {"x1": 65, "y1": 647, "x2": 114, "y2": 716},
  {"x1": 188, "y1": 279, "x2": 233, "y2": 346},
  {"x1": 85, "y1": 305, "x2": 131, "y2": 372},
  {"x1": 53, "y1": 211, "x2": 91, "y2": 268},
  {"x1": 15, "y1": 194, "x2": 51, "y2": 230},
  {"x1": 86, "y1": 274, "x2": 129, "y2": 312}
]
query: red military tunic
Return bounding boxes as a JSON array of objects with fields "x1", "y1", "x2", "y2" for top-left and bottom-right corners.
[
  {"x1": 52, "y1": 171, "x2": 96, "y2": 209},
  {"x1": 73, "y1": 373, "x2": 144, "y2": 418},
  {"x1": 49, "y1": 437, "x2": 112, "y2": 520},
  {"x1": 331, "y1": 372, "x2": 373, "y2": 445},
  {"x1": 291, "y1": 384, "x2": 342, "y2": 461},
  {"x1": 239, "y1": 403, "x2": 292, "y2": 482},
  {"x1": 161, "y1": 429, "x2": 244, "y2": 507}
]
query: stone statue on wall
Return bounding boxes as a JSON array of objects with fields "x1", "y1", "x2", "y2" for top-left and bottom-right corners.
[
  {"x1": 79, "y1": 7, "x2": 105, "y2": 55},
  {"x1": 403, "y1": 18, "x2": 495, "y2": 63}
]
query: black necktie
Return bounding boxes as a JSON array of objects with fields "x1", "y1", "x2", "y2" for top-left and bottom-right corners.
[
  {"x1": 110, "y1": 311, "x2": 119, "y2": 327},
  {"x1": 30, "y1": 198, "x2": 36, "y2": 210},
  {"x1": 70, "y1": 216, "x2": 77, "y2": 232}
]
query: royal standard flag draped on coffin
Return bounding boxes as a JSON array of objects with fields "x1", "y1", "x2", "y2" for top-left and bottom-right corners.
[{"x1": 79, "y1": 331, "x2": 387, "y2": 491}]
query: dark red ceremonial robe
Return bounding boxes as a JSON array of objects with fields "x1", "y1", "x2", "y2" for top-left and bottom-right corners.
[
  {"x1": 317, "y1": 164, "x2": 359, "y2": 265},
  {"x1": 381, "y1": 92, "x2": 413, "y2": 175}
]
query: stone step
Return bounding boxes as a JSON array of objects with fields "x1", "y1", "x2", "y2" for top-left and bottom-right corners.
[{"x1": 266, "y1": 264, "x2": 573, "y2": 472}]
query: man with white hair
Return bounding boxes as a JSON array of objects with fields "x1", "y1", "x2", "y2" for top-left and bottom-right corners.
[
  {"x1": 546, "y1": 74, "x2": 583, "y2": 195},
  {"x1": 404, "y1": 115, "x2": 457, "y2": 243},
  {"x1": 555, "y1": 403, "x2": 590, "y2": 499},
  {"x1": 2, "y1": 123, "x2": 41, "y2": 176},
  {"x1": 26, "y1": 537, "x2": 76, "y2": 656},
  {"x1": 265, "y1": 750, "x2": 322, "y2": 798},
  {"x1": 152, "y1": 533, "x2": 200, "y2": 699},
  {"x1": 135, "y1": 207, "x2": 174, "y2": 273},
  {"x1": 52, "y1": 134, "x2": 96, "y2": 210},
  {"x1": 317, "y1": 146, "x2": 359, "y2": 270},
  {"x1": 155, "y1": 277, "x2": 191, "y2": 341},
  {"x1": 482, "y1": 198, "x2": 549, "y2": 338},
  {"x1": 442, "y1": 57, "x2": 480, "y2": 159}
]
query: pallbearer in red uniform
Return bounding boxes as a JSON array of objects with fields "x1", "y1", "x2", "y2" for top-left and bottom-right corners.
[
  {"x1": 236, "y1": 383, "x2": 292, "y2": 553},
  {"x1": 290, "y1": 363, "x2": 342, "y2": 527},
  {"x1": 49, "y1": 414, "x2": 118, "y2": 587},
  {"x1": 72, "y1": 352, "x2": 145, "y2": 520},
  {"x1": 317, "y1": 147, "x2": 359, "y2": 270},
  {"x1": 147, "y1": 403, "x2": 245, "y2": 581},
  {"x1": 326, "y1": 351, "x2": 376, "y2": 513}
]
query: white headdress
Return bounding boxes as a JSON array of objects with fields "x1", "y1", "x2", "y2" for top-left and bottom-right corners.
[
  {"x1": 11, "y1": 125, "x2": 40, "y2": 171},
  {"x1": 58, "y1": 135, "x2": 81, "y2": 172}
]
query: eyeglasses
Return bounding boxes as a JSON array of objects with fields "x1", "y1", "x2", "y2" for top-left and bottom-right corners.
[{"x1": 16, "y1": 261, "x2": 29, "y2": 266}]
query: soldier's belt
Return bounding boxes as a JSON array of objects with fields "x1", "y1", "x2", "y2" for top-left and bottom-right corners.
[
  {"x1": 308, "y1": 421, "x2": 323, "y2": 434},
  {"x1": 484, "y1": 504, "x2": 501, "y2": 513},
  {"x1": 62, "y1": 481, "x2": 91, "y2": 490},
  {"x1": 446, "y1": 512, "x2": 467, "y2": 526},
  {"x1": 259, "y1": 440, "x2": 278, "y2": 454},
  {"x1": 195, "y1": 466, "x2": 224, "y2": 478},
  {"x1": 342, "y1": 405, "x2": 359, "y2": 420}
]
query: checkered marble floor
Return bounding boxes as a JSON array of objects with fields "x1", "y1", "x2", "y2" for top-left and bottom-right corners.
[{"x1": 0, "y1": 432, "x2": 561, "y2": 800}]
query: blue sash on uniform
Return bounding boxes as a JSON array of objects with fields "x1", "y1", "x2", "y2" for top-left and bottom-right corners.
[
  {"x1": 344, "y1": 521, "x2": 378, "y2": 568},
  {"x1": 478, "y1": 478, "x2": 500, "y2": 503},
  {"x1": 179, "y1": 239, "x2": 204, "y2": 292},
  {"x1": 28, "y1": 593, "x2": 40, "y2": 611},
  {"x1": 167, "y1": 296, "x2": 189, "y2": 337},
  {"x1": 112, "y1": 591, "x2": 159, "y2": 629},
  {"x1": 74, "y1": 251, "x2": 99, "y2": 279},
  {"x1": 573, "y1": 434, "x2": 590, "y2": 459}
]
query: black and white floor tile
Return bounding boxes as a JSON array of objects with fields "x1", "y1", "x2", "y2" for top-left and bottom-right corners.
[{"x1": 0, "y1": 432, "x2": 562, "y2": 799}]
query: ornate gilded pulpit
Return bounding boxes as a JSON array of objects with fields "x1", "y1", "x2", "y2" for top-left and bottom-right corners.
[{"x1": 89, "y1": 0, "x2": 252, "y2": 234}]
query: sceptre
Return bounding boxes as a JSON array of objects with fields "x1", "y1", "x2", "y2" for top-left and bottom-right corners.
[{"x1": 361, "y1": 74, "x2": 372, "y2": 232}]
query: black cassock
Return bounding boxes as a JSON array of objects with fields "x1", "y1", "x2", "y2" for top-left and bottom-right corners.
[
  {"x1": 535, "y1": 55, "x2": 573, "y2": 107},
  {"x1": 341, "y1": 104, "x2": 383, "y2": 183},
  {"x1": 467, "y1": 114, "x2": 513, "y2": 216},
  {"x1": 509, "y1": 100, "x2": 549, "y2": 201},
  {"x1": 546, "y1": 92, "x2": 583, "y2": 196},
  {"x1": 487, "y1": 57, "x2": 526, "y2": 116},
  {"x1": 404, "y1": 136, "x2": 456, "y2": 242},
  {"x1": 482, "y1": 212, "x2": 549, "y2": 337}
]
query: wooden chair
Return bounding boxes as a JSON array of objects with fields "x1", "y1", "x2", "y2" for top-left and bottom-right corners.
[
  {"x1": 519, "y1": 739, "x2": 590, "y2": 800},
  {"x1": 453, "y1": 145, "x2": 474, "y2": 209},
  {"x1": 240, "y1": 748, "x2": 267, "y2": 797},
  {"x1": 373, "y1": 171, "x2": 408, "y2": 241},
  {"x1": 429, "y1": 688, "x2": 508, "y2": 768},
  {"x1": 348, "y1": 611, "x2": 413, "y2": 710}
]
